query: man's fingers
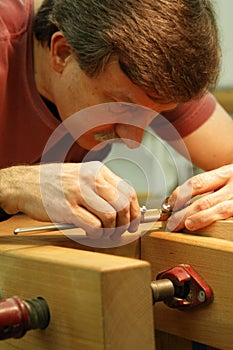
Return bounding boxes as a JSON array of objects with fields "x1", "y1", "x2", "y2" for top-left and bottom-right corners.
[
  {"x1": 167, "y1": 186, "x2": 233, "y2": 232},
  {"x1": 78, "y1": 190, "x2": 138, "y2": 238},
  {"x1": 69, "y1": 206, "x2": 104, "y2": 239},
  {"x1": 169, "y1": 165, "x2": 233, "y2": 211},
  {"x1": 166, "y1": 207, "x2": 188, "y2": 232},
  {"x1": 78, "y1": 165, "x2": 140, "y2": 238},
  {"x1": 77, "y1": 193, "x2": 118, "y2": 237},
  {"x1": 185, "y1": 200, "x2": 233, "y2": 231}
]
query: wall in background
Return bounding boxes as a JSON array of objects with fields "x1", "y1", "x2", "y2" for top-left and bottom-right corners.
[{"x1": 216, "y1": 0, "x2": 233, "y2": 88}]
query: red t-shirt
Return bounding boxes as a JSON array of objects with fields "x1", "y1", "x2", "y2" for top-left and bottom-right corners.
[
  {"x1": 0, "y1": 0, "x2": 216, "y2": 169},
  {"x1": 150, "y1": 92, "x2": 216, "y2": 141}
]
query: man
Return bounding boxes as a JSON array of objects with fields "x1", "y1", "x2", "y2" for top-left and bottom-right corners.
[{"x1": 0, "y1": 0, "x2": 233, "y2": 239}]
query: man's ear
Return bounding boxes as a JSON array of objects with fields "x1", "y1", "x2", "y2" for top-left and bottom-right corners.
[{"x1": 50, "y1": 32, "x2": 72, "y2": 73}]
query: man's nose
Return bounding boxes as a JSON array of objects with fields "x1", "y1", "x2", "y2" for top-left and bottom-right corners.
[{"x1": 115, "y1": 124, "x2": 145, "y2": 149}]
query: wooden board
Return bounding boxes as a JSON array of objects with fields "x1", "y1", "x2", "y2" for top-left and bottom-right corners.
[
  {"x1": 185, "y1": 219, "x2": 233, "y2": 242},
  {"x1": 141, "y1": 230, "x2": 233, "y2": 350},
  {"x1": 213, "y1": 89, "x2": 233, "y2": 114},
  {"x1": 0, "y1": 214, "x2": 141, "y2": 259},
  {"x1": 145, "y1": 219, "x2": 233, "y2": 242},
  {"x1": 1, "y1": 214, "x2": 233, "y2": 349},
  {"x1": 0, "y1": 243, "x2": 154, "y2": 350}
]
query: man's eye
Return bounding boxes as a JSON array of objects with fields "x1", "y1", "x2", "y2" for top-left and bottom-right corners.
[{"x1": 111, "y1": 102, "x2": 140, "y2": 114}]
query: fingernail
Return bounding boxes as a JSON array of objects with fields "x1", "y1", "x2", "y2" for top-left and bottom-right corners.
[
  {"x1": 185, "y1": 219, "x2": 194, "y2": 231},
  {"x1": 166, "y1": 220, "x2": 178, "y2": 232}
]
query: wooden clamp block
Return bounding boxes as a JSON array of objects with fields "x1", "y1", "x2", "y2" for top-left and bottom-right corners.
[
  {"x1": 141, "y1": 228, "x2": 233, "y2": 350},
  {"x1": 1, "y1": 215, "x2": 233, "y2": 349},
  {"x1": 0, "y1": 242, "x2": 155, "y2": 349}
]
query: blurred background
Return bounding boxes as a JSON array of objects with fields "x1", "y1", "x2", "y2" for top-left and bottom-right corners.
[
  {"x1": 217, "y1": 0, "x2": 233, "y2": 89},
  {"x1": 104, "y1": 0, "x2": 233, "y2": 208}
]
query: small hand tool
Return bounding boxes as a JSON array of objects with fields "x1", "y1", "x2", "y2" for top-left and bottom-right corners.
[
  {"x1": 13, "y1": 199, "x2": 172, "y2": 235},
  {"x1": 151, "y1": 264, "x2": 214, "y2": 309}
]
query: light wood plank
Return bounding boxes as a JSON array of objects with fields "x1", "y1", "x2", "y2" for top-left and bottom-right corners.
[
  {"x1": 0, "y1": 245, "x2": 155, "y2": 350},
  {"x1": 213, "y1": 89, "x2": 233, "y2": 114},
  {"x1": 2, "y1": 214, "x2": 233, "y2": 349},
  {"x1": 141, "y1": 231, "x2": 233, "y2": 350},
  {"x1": 188, "y1": 219, "x2": 233, "y2": 241},
  {"x1": 144, "y1": 219, "x2": 233, "y2": 242},
  {"x1": 0, "y1": 214, "x2": 140, "y2": 258}
]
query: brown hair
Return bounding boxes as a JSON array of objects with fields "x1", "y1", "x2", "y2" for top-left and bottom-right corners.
[{"x1": 33, "y1": 0, "x2": 220, "y2": 103}]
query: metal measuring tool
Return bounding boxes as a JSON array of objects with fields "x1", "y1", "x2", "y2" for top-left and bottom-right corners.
[{"x1": 13, "y1": 198, "x2": 172, "y2": 235}]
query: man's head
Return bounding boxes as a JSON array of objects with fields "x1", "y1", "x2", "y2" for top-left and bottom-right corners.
[{"x1": 34, "y1": 0, "x2": 220, "y2": 104}]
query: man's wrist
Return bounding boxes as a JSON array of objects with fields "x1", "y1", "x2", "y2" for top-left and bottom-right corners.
[{"x1": 0, "y1": 166, "x2": 23, "y2": 218}]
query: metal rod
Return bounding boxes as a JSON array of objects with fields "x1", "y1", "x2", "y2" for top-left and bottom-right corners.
[
  {"x1": 13, "y1": 206, "x2": 170, "y2": 235},
  {"x1": 13, "y1": 223, "x2": 76, "y2": 235},
  {"x1": 151, "y1": 279, "x2": 175, "y2": 304}
]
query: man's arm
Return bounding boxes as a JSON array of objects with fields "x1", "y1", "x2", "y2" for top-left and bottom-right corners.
[
  {"x1": 169, "y1": 102, "x2": 233, "y2": 170},
  {"x1": 165, "y1": 101, "x2": 233, "y2": 232},
  {"x1": 0, "y1": 162, "x2": 141, "y2": 239}
]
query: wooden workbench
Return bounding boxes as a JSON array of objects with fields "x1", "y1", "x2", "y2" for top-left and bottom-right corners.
[{"x1": 0, "y1": 215, "x2": 232, "y2": 349}]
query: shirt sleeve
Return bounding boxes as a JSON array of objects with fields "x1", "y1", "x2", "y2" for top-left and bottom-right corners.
[
  {"x1": 0, "y1": 0, "x2": 31, "y2": 112},
  {"x1": 0, "y1": 0, "x2": 29, "y2": 38},
  {"x1": 150, "y1": 92, "x2": 217, "y2": 141}
]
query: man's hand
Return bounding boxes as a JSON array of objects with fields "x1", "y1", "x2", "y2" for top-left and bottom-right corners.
[
  {"x1": 166, "y1": 164, "x2": 233, "y2": 232},
  {"x1": 0, "y1": 162, "x2": 141, "y2": 239}
]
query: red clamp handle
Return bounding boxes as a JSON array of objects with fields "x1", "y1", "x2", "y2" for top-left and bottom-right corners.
[{"x1": 156, "y1": 264, "x2": 214, "y2": 310}]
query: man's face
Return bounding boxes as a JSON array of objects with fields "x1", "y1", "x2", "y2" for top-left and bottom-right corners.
[{"x1": 54, "y1": 55, "x2": 177, "y2": 151}]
